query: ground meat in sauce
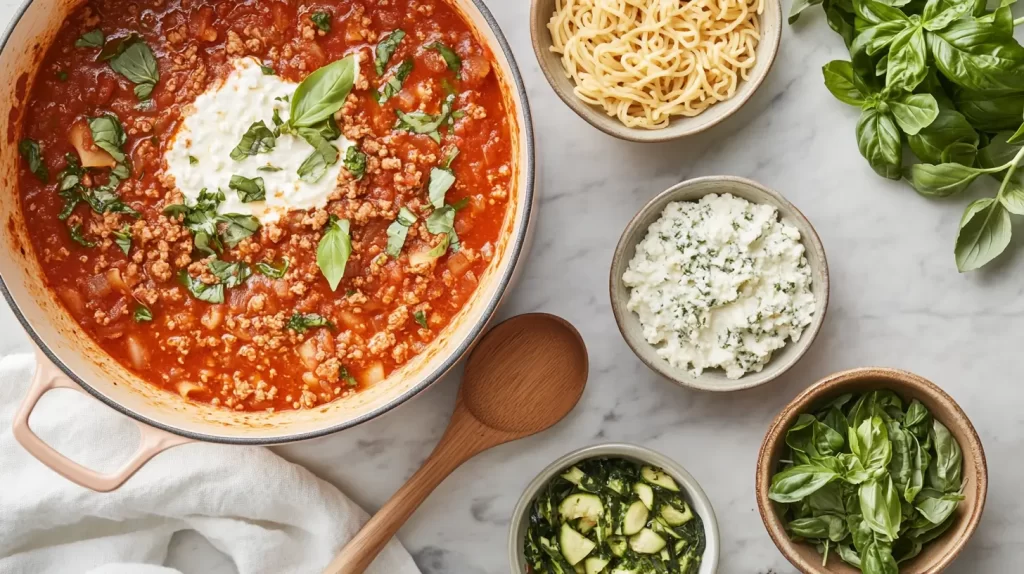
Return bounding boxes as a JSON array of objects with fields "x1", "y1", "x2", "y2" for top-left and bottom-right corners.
[{"x1": 16, "y1": 0, "x2": 514, "y2": 412}]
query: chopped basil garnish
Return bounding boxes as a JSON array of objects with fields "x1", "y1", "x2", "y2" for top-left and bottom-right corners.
[
  {"x1": 296, "y1": 128, "x2": 339, "y2": 183},
  {"x1": 340, "y1": 367, "x2": 358, "y2": 386},
  {"x1": 231, "y1": 120, "x2": 276, "y2": 161},
  {"x1": 344, "y1": 146, "x2": 367, "y2": 180},
  {"x1": 68, "y1": 224, "x2": 95, "y2": 247},
  {"x1": 394, "y1": 93, "x2": 455, "y2": 144},
  {"x1": 289, "y1": 56, "x2": 357, "y2": 128},
  {"x1": 255, "y1": 258, "x2": 289, "y2": 278},
  {"x1": 374, "y1": 29, "x2": 406, "y2": 76},
  {"x1": 88, "y1": 114, "x2": 127, "y2": 163},
  {"x1": 219, "y1": 213, "x2": 260, "y2": 247},
  {"x1": 425, "y1": 205, "x2": 459, "y2": 256},
  {"x1": 83, "y1": 182, "x2": 140, "y2": 218},
  {"x1": 107, "y1": 37, "x2": 159, "y2": 101},
  {"x1": 414, "y1": 310, "x2": 429, "y2": 329},
  {"x1": 443, "y1": 146, "x2": 460, "y2": 168},
  {"x1": 377, "y1": 58, "x2": 413, "y2": 104},
  {"x1": 178, "y1": 269, "x2": 224, "y2": 304},
  {"x1": 208, "y1": 258, "x2": 252, "y2": 288},
  {"x1": 75, "y1": 29, "x2": 105, "y2": 49},
  {"x1": 257, "y1": 165, "x2": 283, "y2": 172},
  {"x1": 426, "y1": 42, "x2": 461, "y2": 77},
  {"x1": 133, "y1": 303, "x2": 152, "y2": 322},
  {"x1": 317, "y1": 215, "x2": 351, "y2": 291},
  {"x1": 229, "y1": 174, "x2": 266, "y2": 203},
  {"x1": 260, "y1": 64, "x2": 275, "y2": 75},
  {"x1": 18, "y1": 139, "x2": 47, "y2": 183},
  {"x1": 386, "y1": 206, "x2": 417, "y2": 258},
  {"x1": 57, "y1": 70, "x2": 68, "y2": 81},
  {"x1": 287, "y1": 312, "x2": 335, "y2": 333},
  {"x1": 427, "y1": 167, "x2": 455, "y2": 209},
  {"x1": 112, "y1": 224, "x2": 132, "y2": 255},
  {"x1": 188, "y1": 155, "x2": 198, "y2": 166},
  {"x1": 311, "y1": 11, "x2": 331, "y2": 32}
]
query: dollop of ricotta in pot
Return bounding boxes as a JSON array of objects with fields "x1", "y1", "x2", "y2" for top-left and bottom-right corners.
[
  {"x1": 165, "y1": 57, "x2": 354, "y2": 224},
  {"x1": 622, "y1": 193, "x2": 816, "y2": 379}
]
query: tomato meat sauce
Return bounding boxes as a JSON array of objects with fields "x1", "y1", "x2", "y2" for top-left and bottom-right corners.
[{"x1": 16, "y1": 0, "x2": 514, "y2": 412}]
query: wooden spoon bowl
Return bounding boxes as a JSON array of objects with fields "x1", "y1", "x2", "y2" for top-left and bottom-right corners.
[{"x1": 324, "y1": 313, "x2": 588, "y2": 574}]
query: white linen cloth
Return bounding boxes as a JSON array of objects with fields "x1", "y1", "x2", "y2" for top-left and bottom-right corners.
[{"x1": 0, "y1": 353, "x2": 421, "y2": 574}]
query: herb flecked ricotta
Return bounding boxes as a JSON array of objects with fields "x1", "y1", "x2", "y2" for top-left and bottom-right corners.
[{"x1": 622, "y1": 193, "x2": 816, "y2": 379}]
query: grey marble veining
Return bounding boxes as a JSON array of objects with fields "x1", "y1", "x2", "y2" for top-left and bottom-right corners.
[{"x1": 2, "y1": 0, "x2": 1022, "y2": 572}]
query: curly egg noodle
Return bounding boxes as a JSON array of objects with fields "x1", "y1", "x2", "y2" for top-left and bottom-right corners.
[{"x1": 548, "y1": 0, "x2": 762, "y2": 129}]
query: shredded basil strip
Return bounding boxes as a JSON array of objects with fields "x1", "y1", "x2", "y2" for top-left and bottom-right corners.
[
  {"x1": 112, "y1": 225, "x2": 132, "y2": 255},
  {"x1": 287, "y1": 312, "x2": 335, "y2": 333},
  {"x1": 255, "y1": 258, "x2": 289, "y2": 278},
  {"x1": 231, "y1": 120, "x2": 276, "y2": 161},
  {"x1": 426, "y1": 42, "x2": 461, "y2": 77},
  {"x1": 414, "y1": 310, "x2": 429, "y2": 329},
  {"x1": 297, "y1": 128, "x2": 339, "y2": 183},
  {"x1": 394, "y1": 93, "x2": 455, "y2": 143},
  {"x1": 311, "y1": 11, "x2": 331, "y2": 32},
  {"x1": 18, "y1": 139, "x2": 48, "y2": 183},
  {"x1": 427, "y1": 167, "x2": 455, "y2": 209},
  {"x1": 68, "y1": 224, "x2": 95, "y2": 248},
  {"x1": 229, "y1": 174, "x2": 266, "y2": 203},
  {"x1": 208, "y1": 258, "x2": 252, "y2": 288},
  {"x1": 377, "y1": 58, "x2": 413, "y2": 104},
  {"x1": 374, "y1": 29, "x2": 406, "y2": 76},
  {"x1": 385, "y1": 206, "x2": 417, "y2": 258},
  {"x1": 133, "y1": 304, "x2": 152, "y2": 322},
  {"x1": 317, "y1": 215, "x2": 352, "y2": 291},
  {"x1": 425, "y1": 205, "x2": 459, "y2": 256}
]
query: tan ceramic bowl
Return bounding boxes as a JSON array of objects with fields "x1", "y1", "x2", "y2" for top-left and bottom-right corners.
[
  {"x1": 529, "y1": 0, "x2": 782, "y2": 142},
  {"x1": 755, "y1": 368, "x2": 988, "y2": 574},
  {"x1": 610, "y1": 176, "x2": 829, "y2": 392}
]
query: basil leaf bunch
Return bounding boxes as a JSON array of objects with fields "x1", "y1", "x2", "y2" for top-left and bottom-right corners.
[
  {"x1": 802, "y1": 0, "x2": 1024, "y2": 271},
  {"x1": 768, "y1": 391, "x2": 964, "y2": 573},
  {"x1": 163, "y1": 188, "x2": 260, "y2": 255}
]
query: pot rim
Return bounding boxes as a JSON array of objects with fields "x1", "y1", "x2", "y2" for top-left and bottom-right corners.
[{"x1": 0, "y1": 0, "x2": 536, "y2": 445}]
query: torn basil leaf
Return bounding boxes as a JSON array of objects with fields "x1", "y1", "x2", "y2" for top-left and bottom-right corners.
[
  {"x1": 68, "y1": 224, "x2": 95, "y2": 247},
  {"x1": 260, "y1": 64, "x2": 275, "y2": 75},
  {"x1": 427, "y1": 167, "x2": 455, "y2": 209},
  {"x1": 414, "y1": 309, "x2": 428, "y2": 329},
  {"x1": 426, "y1": 42, "x2": 461, "y2": 77},
  {"x1": 385, "y1": 206, "x2": 417, "y2": 258},
  {"x1": 179, "y1": 269, "x2": 224, "y2": 304},
  {"x1": 394, "y1": 93, "x2": 455, "y2": 142},
  {"x1": 88, "y1": 114, "x2": 127, "y2": 163},
  {"x1": 317, "y1": 215, "x2": 351, "y2": 291},
  {"x1": 188, "y1": 155, "x2": 198, "y2": 166},
  {"x1": 344, "y1": 146, "x2": 367, "y2": 180},
  {"x1": 108, "y1": 38, "x2": 159, "y2": 101},
  {"x1": 231, "y1": 120, "x2": 276, "y2": 161},
  {"x1": 76, "y1": 29, "x2": 105, "y2": 49},
  {"x1": 112, "y1": 224, "x2": 132, "y2": 255},
  {"x1": 375, "y1": 29, "x2": 406, "y2": 76},
  {"x1": 83, "y1": 180, "x2": 140, "y2": 218},
  {"x1": 287, "y1": 312, "x2": 335, "y2": 333},
  {"x1": 133, "y1": 304, "x2": 152, "y2": 322},
  {"x1": 377, "y1": 58, "x2": 413, "y2": 104},
  {"x1": 425, "y1": 204, "x2": 459, "y2": 255},
  {"x1": 297, "y1": 128, "x2": 339, "y2": 183},
  {"x1": 163, "y1": 188, "x2": 225, "y2": 254},
  {"x1": 208, "y1": 258, "x2": 252, "y2": 288},
  {"x1": 219, "y1": 213, "x2": 260, "y2": 247},
  {"x1": 257, "y1": 165, "x2": 282, "y2": 172},
  {"x1": 255, "y1": 258, "x2": 289, "y2": 279},
  {"x1": 311, "y1": 11, "x2": 331, "y2": 32},
  {"x1": 18, "y1": 139, "x2": 48, "y2": 183},
  {"x1": 229, "y1": 174, "x2": 266, "y2": 203}
]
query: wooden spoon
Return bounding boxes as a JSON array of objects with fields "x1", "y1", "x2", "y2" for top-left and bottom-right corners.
[{"x1": 324, "y1": 313, "x2": 589, "y2": 574}]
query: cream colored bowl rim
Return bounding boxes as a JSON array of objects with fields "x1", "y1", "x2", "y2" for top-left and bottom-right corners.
[{"x1": 0, "y1": 0, "x2": 536, "y2": 445}]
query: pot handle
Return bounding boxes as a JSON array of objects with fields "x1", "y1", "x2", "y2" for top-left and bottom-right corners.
[{"x1": 12, "y1": 349, "x2": 192, "y2": 492}]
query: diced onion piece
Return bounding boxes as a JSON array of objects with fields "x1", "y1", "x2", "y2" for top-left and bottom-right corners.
[
  {"x1": 177, "y1": 381, "x2": 205, "y2": 398},
  {"x1": 69, "y1": 121, "x2": 116, "y2": 168},
  {"x1": 84, "y1": 272, "x2": 113, "y2": 299},
  {"x1": 106, "y1": 268, "x2": 129, "y2": 294},
  {"x1": 447, "y1": 251, "x2": 472, "y2": 277},
  {"x1": 362, "y1": 362, "x2": 385, "y2": 386},
  {"x1": 125, "y1": 335, "x2": 149, "y2": 370},
  {"x1": 201, "y1": 305, "x2": 225, "y2": 330},
  {"x1": 298, "y1": 337, "x2": 319, "y2": 370},
  {"x1": 58, "y1": 287, "x2": 86, "y2": 317},
  {"x1": 315, "y1": 329, "x2": 336, "y2": 356},
  {"x1": 338, "y1": 310, "x2": 363, "y2": 331},
  {"x1": 408, "y1": 250, "x2": 440, "y2": 268}
]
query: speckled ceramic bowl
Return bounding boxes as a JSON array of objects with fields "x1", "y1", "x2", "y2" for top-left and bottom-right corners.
[
  {"x1": 756, "y1": 368, "x2": 988, "y2": 574},
  {"x1": 609, "y1": 176, "x2": 829, "y2": 392},
  {"x1": 508, "y1": 443, "x2": 720, "y2": 573},
  {"x1": 529, "y1": 0, "x2": 782, "y2": 142}
]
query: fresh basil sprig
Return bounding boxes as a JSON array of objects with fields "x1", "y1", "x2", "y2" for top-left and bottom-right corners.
[
  {"x1": 769, "y1": 391, "x2": 964, "y2": 572},
  {"x1": 316, "y1": 215, "x2": 352, "y2": 291}
]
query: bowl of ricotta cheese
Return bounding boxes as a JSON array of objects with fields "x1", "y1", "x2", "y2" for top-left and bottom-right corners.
[{"x1": 610, "y1": 176, "x2": 829, "y2": 391}]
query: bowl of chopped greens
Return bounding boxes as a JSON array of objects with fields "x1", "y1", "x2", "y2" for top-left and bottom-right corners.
[
  {"x1": 509, "y1": 443, "x2": 720, "y2": 574},
  {"x1": 756, "y1": 368, "x2": 988, "y2": 574}
]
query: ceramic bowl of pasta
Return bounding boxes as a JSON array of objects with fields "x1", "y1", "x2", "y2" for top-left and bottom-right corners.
[
  {"x1": 530, "y1": 0, "x2": 782, "y2": 142},
  {"x1": 609, "y1": 176, "x2": 829, "y2": 391}
]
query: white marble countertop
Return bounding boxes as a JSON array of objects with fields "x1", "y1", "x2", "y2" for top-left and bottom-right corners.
[{"x1": 3, "y1": 0, "x2": 1022, "y2": 572}]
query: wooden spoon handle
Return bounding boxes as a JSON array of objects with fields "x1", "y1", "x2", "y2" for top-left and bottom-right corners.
[{"x1": 323, "y1": 410, "x2": 497, "y2": 574}]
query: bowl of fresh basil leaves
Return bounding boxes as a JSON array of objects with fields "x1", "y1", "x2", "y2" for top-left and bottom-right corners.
[{"x1": 755, "y1": 367, "x2": 987, "y2": 574}]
